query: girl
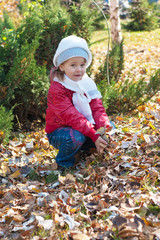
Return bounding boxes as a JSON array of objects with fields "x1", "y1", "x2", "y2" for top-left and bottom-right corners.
[{"x1": 46, "y1": 35, "x2": 112, "y2": 168}]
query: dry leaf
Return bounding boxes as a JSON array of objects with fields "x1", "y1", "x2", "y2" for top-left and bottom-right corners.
[
  {"x1": 10, "y1": 170, "x2": 21, "y2": 179},
  {"x1": 70, "y1": 232, "x2": 90, "y2": 240}
]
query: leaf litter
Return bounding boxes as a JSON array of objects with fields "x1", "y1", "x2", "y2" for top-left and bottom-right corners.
[{"x1": 0, "y1": 97, "x2": 160, "y2": 239}]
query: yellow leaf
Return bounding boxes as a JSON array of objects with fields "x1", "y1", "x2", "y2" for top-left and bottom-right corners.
[
  {"x1": 32, "y1": 188, "x2": 40, "y2": 193},
  {"x1": 122, "y1": 128, "x2": 129, "y2": 132},
  {"x1": 69, "y1": 208, "x2": 77, "y2": 213},
  {"x1": 10, "y1": 170, "x2": 21, "y2": 179},
  {"x1": 0, "y1": 131, "x2": 4, "y2": 136},
  {"x1": 21, "y1": 57, "x2": 26, "y2": 63},
  {"x1": 149, "y1": 122, "x2": 155, "y2": 130}
]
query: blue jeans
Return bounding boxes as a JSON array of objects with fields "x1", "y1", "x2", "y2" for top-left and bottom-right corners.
[
  {"x1": 47, "y1": 127, "x2": 95, "y2": 168},
  {"x1": 47, "y1": 122, "x2": 116, "y2": 168}
]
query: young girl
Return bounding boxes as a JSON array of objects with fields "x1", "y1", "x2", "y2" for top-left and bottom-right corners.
[{"x1": 46, "y1": 35, "x2": 112, "y2": 168}]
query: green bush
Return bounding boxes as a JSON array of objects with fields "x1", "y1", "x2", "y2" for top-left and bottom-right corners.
[
  {"x1": 0, "y1": 1, "x2": 95, "y2": 126},
  {"x1": 35, "y1": 6, "x2": 71, "y2": 69},
  {"x1": 95, "y1": 40, "x2": 124, "y2": 97},
  {"x1": 17, "y1": 1, "x2": 94, "y2": 69},
  {"x1": 145, "y1": 68, "x2": 160, "y2": 100},
  {"x1": 109, "y1": 40, "x2": 124, "y2": 82},
  {"x1": 0, "y1": 105, "x2": 14, "y2": 143},
  {"x1": 3, "y1": 37, "x2": 49, "y2": 123},
  {"x1": 0, "y1": 12, "x2": 18, "y2": 81},
  {"x1": 0, "y1": 11, "x2": 15, "y2": 33},
  {"x1": 124, "y1": 0, "x2": 159, "y2": 31},
  {"x1": 101, "y1": 68, "x2": 160, "y2": 114},
  {"x1": 0, "y1": 28, "x2": 19, "y2": 82},
  {"x1": 69, "y1": 2, "x2": 94, "y2": 43}
]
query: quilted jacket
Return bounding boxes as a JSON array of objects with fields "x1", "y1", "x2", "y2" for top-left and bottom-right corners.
[{"x1": 45, "y1": 81, "x2": 110, "y2": 142}]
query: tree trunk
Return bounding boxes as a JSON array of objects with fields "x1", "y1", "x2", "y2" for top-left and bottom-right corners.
[{"x1": 109, "y1": 0, "x2": 122, "y2": 44}]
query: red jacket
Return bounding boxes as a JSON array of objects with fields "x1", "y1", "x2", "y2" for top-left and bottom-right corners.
[{"x1": 45, "y1": 81, "x2": 110, "y2": 142}]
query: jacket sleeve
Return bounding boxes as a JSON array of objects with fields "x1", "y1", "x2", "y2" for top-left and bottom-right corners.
[
  {"x1": 47, "y1": 83, "x2": 99, "y2": 142},
  {"x1": 90, "y1": 98, "x2": 111, "y2": 130}
]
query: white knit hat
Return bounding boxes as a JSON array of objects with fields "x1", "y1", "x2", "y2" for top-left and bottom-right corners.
[{"x1": 53, "y1": 35, "x2": 92, "y2": 68}]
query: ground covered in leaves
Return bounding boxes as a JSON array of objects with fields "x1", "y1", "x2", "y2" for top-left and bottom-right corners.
[
  {"x1": 0, "y1": 100, "x2": 160, "y2": 240},
  {"x1": 0, "y1": 28, "x2": 160, "y2": 239}
]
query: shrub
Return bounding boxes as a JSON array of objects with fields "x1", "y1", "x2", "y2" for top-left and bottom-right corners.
[
  {"x1": 95, "y1": 40, "x2": 124, "y2": 97},
  {"x1": 16, "y1": 9, "x2": 43, "y2": 47},
  {"x1": 124, "y1": 0, "x2": 159, "y2": 31},
  {"x1": 0, "y1": 28, "x2": 19, "y2": 83},
  {"x1": 69, "y1": 2, "x2": 94, "y2": 43},
  {"x1": 17, "y1": 1, "x2": 94, "y2": 69},
  {"x1": 3, "y1": 37, "x2": 49, "y2": 123},
  {"x1": 0, "y1": 1, "x2": 95, "y2": 126},
  {"x1": 0, "y1": 12, "x2": 18, "y2": 82},
  {"x1": 101, "y1": 68, "x2": 160, "y2": 114},
  {"x1": 0, "y1": 11, "x2": 15, "y2": 33},
  {"x1": 0, "y1": 105, "x2": 14, "y2": 143},
  {"x1": 108, "y1": 40, "x2": 124, "y2": 82},
  {"x1": 145, "y1": 68, "x2": 160, "y2": 100},
  {"x1": 35, "y1": 6, "x2": 71, "y2": 69}
]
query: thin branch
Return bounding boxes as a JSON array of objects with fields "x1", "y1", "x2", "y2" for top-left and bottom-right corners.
[{"x1": 91, "y1": 0, "x2": 111, "y2": 85}]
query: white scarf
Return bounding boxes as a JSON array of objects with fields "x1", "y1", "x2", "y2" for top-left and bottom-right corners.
[{"x1": 54, "y1": 74, "x2": 102, "y2": 124}]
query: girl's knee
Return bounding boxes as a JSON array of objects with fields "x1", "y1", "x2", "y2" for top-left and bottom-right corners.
[{"x1": 68, "y1": 129, "x2": 85, "y2": 149}]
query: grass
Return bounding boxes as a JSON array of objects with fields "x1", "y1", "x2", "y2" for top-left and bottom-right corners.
[
  {"x1": 32, "y1": 228, "x2": 50, "y2": 238},
  {"x1": 28, "y1": 169, "x2": 59, "y2": 183},
  {"x1": 44, "y1": 214, "x2": 52, "y2": 220},
  {"x1": 90, "y1": 20, "x2": 160, "y2": 49},
  {"x1": 45, "y1": 171, "x2": 58, "y2": 183},
  {"x1": 147, "y1": 205, "x2": 160, "y2": 216},
  {"x1": 122, "y1": 28, "x2": 160, "y2": 47},
  {"x1": 90, "y1": 30, "x2": 109, "y2": 47},
  {"x1": 28, "y1": 169, "x2": 40, "y2": 181}
]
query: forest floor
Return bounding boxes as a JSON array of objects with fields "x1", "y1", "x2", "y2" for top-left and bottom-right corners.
[{"x1": 0, "y1": 28, "x2": 160, "y2": 239}]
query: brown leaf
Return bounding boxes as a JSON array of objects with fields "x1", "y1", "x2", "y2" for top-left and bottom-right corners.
[
  {"x1": 10, "y1": 170, "x2": 21, "y2": 179},
  {"x1": 4, "y1": 191, "x2": 15, "y2": 202},
  {"x1": 112, "y1": 215, "x2": 127, "y2": 227},
  {"x1": 118, "y1": 226, "x2": 139, "y2": 238},
  {"x1": 13, "y1": 214, "x2": 25, "y2": 222},
  {"x1": 70, "y1": 232, "x2": 90, "y2": 240}
]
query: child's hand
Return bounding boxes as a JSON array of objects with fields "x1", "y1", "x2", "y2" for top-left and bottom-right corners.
[
  {"x1": 95, "y1": 136, "x2": 108, "y2": 154},
  {"x1": 96, "y1": 126, "x2": 112, "y2": 143}
]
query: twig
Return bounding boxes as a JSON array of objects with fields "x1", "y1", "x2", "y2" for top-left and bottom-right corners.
[{"x1": 91, "y1": 0, "x2": 111, "y2": 85}]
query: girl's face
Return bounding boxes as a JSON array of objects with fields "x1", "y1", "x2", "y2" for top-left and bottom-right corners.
[{"x1": 59, "y1": 57, "x2": 87, "y2": 81}]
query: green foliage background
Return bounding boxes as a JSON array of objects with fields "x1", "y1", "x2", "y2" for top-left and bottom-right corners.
[
  {"x1": 124, "y1": 0, "x2": 159, "y2": 31},
  {"x1": 0, "y1": 0, "x2": 94, "y2": 128},
  {"x1": 0, "y1": 105, "x2": 14, "y2": 143}
]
